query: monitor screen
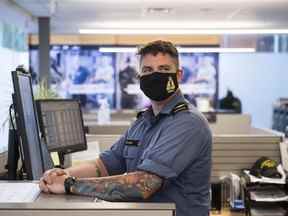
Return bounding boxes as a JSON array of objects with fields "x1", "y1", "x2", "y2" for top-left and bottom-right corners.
[
  {"x1": 36, "y1": 99, "x2": 87, "y2": 154},
  {"x1": 12, "y1": 71, "x2": 44, "y2": 180}
]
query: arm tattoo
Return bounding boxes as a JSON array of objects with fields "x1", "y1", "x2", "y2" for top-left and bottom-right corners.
[
  {"x1": 70, "y1": 171, "x2": 163, "y2": 201},
  {"x1": 95, "y1": 158, "x2": 108, "y2": 177},
  {"x1": 95, "y1": 167, "x2": 101, "y2": 177}
]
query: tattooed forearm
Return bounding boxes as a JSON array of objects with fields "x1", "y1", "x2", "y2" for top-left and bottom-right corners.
[{"x1": 70, "y1": 171, "x2": 162, "y2": 201}]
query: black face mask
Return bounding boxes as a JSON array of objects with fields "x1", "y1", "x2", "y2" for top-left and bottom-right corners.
[{"x1": 140, "y1": 72, "x2": 179, "y2": 101}]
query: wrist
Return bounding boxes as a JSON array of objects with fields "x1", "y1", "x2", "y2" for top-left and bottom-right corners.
[
  {"x1": 63, "y1": 169, "x2": 70, "y2": 176},
  {"x1": 64, "y1": 176, "x2": 77, "y2": 194}
]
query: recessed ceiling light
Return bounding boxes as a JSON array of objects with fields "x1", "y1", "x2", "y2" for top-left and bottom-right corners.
[
  {"x1": 200, "y1": 8, "x2": 213, "y2": 13},
  {"x1": 146, "y1": 7, "x2": 172, "y2": 14}
]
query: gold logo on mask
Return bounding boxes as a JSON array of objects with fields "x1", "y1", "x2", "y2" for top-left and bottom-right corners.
[{"x1": 166, "y1": 76, "x2": 176, "y2": 93}]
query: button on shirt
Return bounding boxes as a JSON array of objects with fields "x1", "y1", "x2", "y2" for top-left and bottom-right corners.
[{"x1": 100, "y1": 91, "x2": 212, "y2": 216}]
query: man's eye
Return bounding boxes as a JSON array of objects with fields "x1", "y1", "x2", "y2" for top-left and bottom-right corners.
[
  {"x1": 160, "y1": 69, "x2": 172, "y2": 73},
  {"x1": 159, "y1": 67, "x2": 171, "y2": 72},
  {"x1": 142, "y1": 69, "x2": 152, "y2": 73}
]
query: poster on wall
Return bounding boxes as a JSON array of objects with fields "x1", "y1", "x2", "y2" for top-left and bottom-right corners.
[
  {"x1": 30, "y1": 45, "x2": 117, "y2": 110},
  {"x1": 30, "y1": 46, "x2": 219, "y2": 111},
  {"x1": 179, "y1": 53, "x2": 218, "y2": 109},
  {"x1": 116, "y1": 52, "x2": 141, "y2": 109}
]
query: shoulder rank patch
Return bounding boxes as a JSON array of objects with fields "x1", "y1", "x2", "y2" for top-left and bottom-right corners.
[{"x1": 172, "y1": 102, "x2": 189, "y2": 114}]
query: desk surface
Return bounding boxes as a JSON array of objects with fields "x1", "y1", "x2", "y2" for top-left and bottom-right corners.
[
  {"x1": 0, "y1": 193, "x2": 245, "y2": 215},
  {"x1": 0, "y1": 191, "x2": 175, "y2": 212},
  {"x1": 0, "y1": 185, "x2": 244, "y2": 216},
  {"x1": 0, "y1": 193, "x2": 175, "y2": 216},
  {"x1": 211, "y1": 210, "x2": 244, "y2": 216}
]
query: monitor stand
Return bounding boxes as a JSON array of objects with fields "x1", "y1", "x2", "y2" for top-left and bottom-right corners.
[
  {"x1": 3, "y1": 128, "x2": 22, "y2": 180},
  {"x1": 57, "y1": 152, "x2": 72, "y2": 169},
  {"x1": 58, "y1": 152, "x2": 65, "y2": 169},
  {"x1": 40, "y1": 138, "x2": 54, "y2": 171},
  {"x1": 3, "y1": 100, "x2": 23, "y2": 180}
]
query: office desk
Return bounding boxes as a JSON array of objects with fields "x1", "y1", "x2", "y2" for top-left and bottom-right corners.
[{"x1": 0, "y1": 193, "x2": 175, "y2": 216}]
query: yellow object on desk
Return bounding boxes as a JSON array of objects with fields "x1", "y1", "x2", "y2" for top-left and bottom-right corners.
[{"x1": 210, "y1": 209, "x2": 244, "y2": 216}]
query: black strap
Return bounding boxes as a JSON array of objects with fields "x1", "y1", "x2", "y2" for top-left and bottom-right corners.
[{"x1": 136, "y1": 109, "x2": 147, "y2": 119}]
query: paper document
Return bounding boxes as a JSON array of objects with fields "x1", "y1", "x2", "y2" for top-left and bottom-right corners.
[
  {"x1": 243, "y1": 165, "x2": 286, "y2": 184},
  {"x1": 250, "y1": 206, "x2": 286, "y2": 216},
  {"x1": 250, "y1": 189, "x2": 288, "y2": 202},
  {"x1": 0, "y1": 182, "x2": 40, "y2": 202},
  {"x1": 280, "y1": 141, "x2": 288, "y2": 172}
]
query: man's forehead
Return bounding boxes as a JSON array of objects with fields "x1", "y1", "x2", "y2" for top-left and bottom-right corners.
[{"x1": 140, "y1": 53, "x2": 176, "y2": 67}]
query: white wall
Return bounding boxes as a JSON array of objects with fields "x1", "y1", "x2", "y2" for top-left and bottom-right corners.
[
  {"x1": 219, "y1": 53, "x2": 288, "y2": 129},
  {"x1": 0, "y1": 0, "x2": 33, "y2": 153}
]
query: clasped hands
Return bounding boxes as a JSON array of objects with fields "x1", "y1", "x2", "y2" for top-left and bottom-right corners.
[{"x1": 39, "y1": 168, "x2": 70, "y2": 194}]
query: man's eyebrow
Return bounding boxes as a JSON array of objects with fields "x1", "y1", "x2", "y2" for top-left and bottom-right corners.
[
  {"x1": 158, "y1": 64, "x2": 172, "y2": 69},
  {"x1": 142, "y1": 66, "x2": 153, "y2": 70},
  {"x1": 159, "y1": 64, "x2": 171, "y2": 67}
]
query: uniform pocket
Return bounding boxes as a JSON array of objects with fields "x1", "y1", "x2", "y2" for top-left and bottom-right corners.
[
  {"x1": 123, "y1": 146, "x2": 140, "y2": 159},
  {"x1": 123, "y1": 146, "x2": 142, "y2": 172}
]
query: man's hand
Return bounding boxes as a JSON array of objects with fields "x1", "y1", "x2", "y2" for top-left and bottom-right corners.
[
  {"x1": 46, "y1": 174, "x2": 67, "y2": 194},
  {"x1": 39, "y1": 168, "x2": 69, "y2": 193}
]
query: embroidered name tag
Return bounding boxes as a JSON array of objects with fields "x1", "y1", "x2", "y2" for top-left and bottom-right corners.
[{"x1": 125, "y1": 139, "x2": 139, "y2": 146}]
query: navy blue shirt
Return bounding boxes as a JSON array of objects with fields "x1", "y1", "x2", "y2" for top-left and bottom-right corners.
[{"x1": 100, "y1": 91, "x2": 212, "y2": 216}]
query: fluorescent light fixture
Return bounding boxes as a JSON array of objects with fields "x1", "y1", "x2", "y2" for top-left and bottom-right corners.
[
  {"x1": 99, "y1": 47, "x2": 255, "y2": 53},
  {"x1": 146, "y1": 8, "x2": 172, "y2": 14},
  {"x1": 99, "y1": 47, "x2": 137, "y2": 53},
  {"x1": 177, "y1": 47, "x2": 256, "y2": 53},
  {"x1": 80, "y1": 28, "x2": 288, "y2": 35},
  {"x1": 83, "y1": 21, "x2": 258, "y2": 29}
]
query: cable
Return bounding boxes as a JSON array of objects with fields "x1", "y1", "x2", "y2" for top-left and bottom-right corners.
[
  {"x1": 9, "y1": 103, "x2": 25, "y2": 179},
  {"x1": 9, "y1": 104, "x2": 15, "y2": 131}
]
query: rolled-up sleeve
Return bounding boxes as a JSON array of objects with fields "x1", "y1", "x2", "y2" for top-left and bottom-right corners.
[
  {"x1": 99, "y1": 132, "x2": 127, "y2": 176},
  {"x1": 137, "y1": 115, "x2": 210, "y2": 179}
]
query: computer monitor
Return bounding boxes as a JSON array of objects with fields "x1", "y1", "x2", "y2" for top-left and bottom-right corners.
[
  {"x1": 36, "y1": 99, "x2": 87, "y2": 154},
  {"x1": 11, "y1": 70, "x2": 47, "y2": 180}
]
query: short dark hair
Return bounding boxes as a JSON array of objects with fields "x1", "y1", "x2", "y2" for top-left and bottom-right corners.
[{"x1": 137, "y1": 40, "x2": 179, "y2": 68}]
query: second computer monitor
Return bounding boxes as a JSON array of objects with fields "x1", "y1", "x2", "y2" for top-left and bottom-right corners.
[{"x1": 36, "y1": 99, "x2": 87, "y2": 154}]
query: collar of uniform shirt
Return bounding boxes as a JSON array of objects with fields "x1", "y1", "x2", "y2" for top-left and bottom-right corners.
[
  {"x1": 143, "y1": 90, "x2": 186, "y2": 124},
  {"x1": 159, "y1": 90, "x2": 185, "y2": 115}
]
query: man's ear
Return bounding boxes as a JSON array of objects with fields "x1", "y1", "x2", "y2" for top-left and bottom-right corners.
[{"x1": 177, "y1": 69, "x2": 183, "y2": 83}]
